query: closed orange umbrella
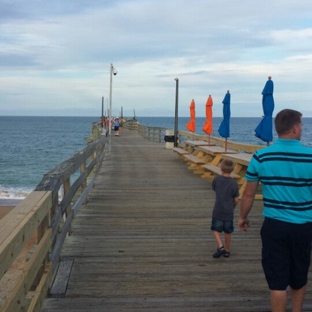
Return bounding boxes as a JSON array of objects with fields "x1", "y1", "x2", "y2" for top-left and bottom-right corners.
[
  {"x1": 186, "y1": 99, "x2": 196, "y2": 133},
  {"x1": 202, "y1": 95, "x2": 213, "y2": 135}
]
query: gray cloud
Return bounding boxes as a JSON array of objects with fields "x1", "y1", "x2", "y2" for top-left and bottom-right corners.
[
  {"x1": 0, "y1": 52, "x2": 38, "y2": 67},
  {"x1": 0, "y1": 0, "x2": 312, "y2": 117}
]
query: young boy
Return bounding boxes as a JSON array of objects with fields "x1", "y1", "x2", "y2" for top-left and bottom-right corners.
[
  {"x1": 211, "y1": 159, "x2": 239, "y2": 258},
  {"x1": 114, "y1": 118, "x2": 120, "y2": 136}
]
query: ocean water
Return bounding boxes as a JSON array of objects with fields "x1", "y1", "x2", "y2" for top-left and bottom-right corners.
[
  {"x1": 1, "y1": 116, "x2": 312, "y2": 204},
  {"x1": 0, "y1": 116, "x2": 96, "y2": 204},
  {"x1": 138, "y1": 116, "x2": 312, "y2": 147}
]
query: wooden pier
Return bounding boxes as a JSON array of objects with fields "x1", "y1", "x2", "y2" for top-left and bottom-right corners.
[{"x1": 41, "y1": 129, "x2": 312, "y2": 312}]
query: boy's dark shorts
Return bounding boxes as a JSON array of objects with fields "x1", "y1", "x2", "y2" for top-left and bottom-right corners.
[
  {"x1": 211, "y1": 218, "x2": 234, "y2": 234},
  {"x1": 261, "y1": 217, "x2": 312, "y2": 290},
  {"x1": 114, "y1": 126, "x2": 119, "y2": 131}
]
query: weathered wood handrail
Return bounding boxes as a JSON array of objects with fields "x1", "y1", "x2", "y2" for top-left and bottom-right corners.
[
  {"x1": 177, "y1": 130, "x2": 264, "y2": 153},
  {"x1": 136, "y1": 124, "x2": 264, "y2": 154},
  {"x1": 122, "y1": 119, "x2": 138, "y2": 131},
  {"x1": 0, "y1": 131, "x2": 106, "y2": 312},
  {"x1": 137, "y1": 124, "x2": 167, "y2": 143}
]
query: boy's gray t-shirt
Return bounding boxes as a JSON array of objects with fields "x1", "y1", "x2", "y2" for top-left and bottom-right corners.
[{"x1": 212, "y1": 176, "x2": 239, "y2": 221}]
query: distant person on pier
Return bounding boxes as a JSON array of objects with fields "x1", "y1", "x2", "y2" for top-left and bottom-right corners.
[
  {"x1": 211, "y1": 159, "x2": 239, "y2": 258},
  {"x1": 114, "y1": 118, "x2": 120, "y2": 136},
  {"x1": 239, "y1": 109, "x2": 312, "y2": 312},
  {"x1": 105, "y1": 118, "x2": 109, "y2": 137},
  {"x1": 117, "y1": 117, "x2": 122, "y2": 134}
]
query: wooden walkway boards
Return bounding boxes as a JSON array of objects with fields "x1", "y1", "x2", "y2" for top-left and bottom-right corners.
[{"x1": 42, "y1": 129, "x2": 312, "y2": 312}]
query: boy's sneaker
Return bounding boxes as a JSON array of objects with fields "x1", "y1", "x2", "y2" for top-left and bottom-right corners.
[
  {"x1": 223, "y1": 251, "x2": 230, "y2": 258},
  {"x1": 212, "y1": 246, "x2": 225, "y2": 258}
]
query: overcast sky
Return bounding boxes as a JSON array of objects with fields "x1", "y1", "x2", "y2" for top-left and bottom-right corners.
[{"x1": 1, "y1": 0, "x2": 312, "y2": 117}]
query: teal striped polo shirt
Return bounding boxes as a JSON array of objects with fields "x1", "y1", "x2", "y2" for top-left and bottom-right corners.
[{"x1": 245, "y1": 138, "x2": 312, "y2": 224}]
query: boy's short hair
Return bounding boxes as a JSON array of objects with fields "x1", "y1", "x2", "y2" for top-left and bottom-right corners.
[{"x1": 221, "y1": 159, "x2": 235, "y2": 173}]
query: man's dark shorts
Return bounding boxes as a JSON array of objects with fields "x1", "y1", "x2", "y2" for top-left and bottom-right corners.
[
  {"x1": 211, "y1": 218, "x2": 234, "y2": 234},
  {"x1": 261, "y1": 217, "x2": 312, "y2": 290}
]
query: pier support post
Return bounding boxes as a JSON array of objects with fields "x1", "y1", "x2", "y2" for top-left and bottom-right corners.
[
  {"x1": 174, "y1": 78, "x2": 179, "y2": 147},
  {"x1": 109, "y1": 63, "x2": 117, "y2": 136}
]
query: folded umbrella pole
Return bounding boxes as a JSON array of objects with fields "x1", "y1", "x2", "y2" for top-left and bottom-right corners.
[
  {"x1": 255, "y1": 76, "x2": 274, "y2": 146},
  {"x1": 186, "y1": 99, "x2": 196, "y2": 140},
  {"x1": 203, "y1": 95, "x2": 213, "y2": 145},
  {"x1": 218, "y1": 90, "x2": 231, "y2": 151}
]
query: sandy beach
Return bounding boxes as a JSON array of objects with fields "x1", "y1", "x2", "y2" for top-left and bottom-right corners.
[
  {"x1": 0, "y1": 199, "x2": 22, "y2": 220},
  {"x1": 0, "y1": 206, "x2": 15, "y2": 220}
]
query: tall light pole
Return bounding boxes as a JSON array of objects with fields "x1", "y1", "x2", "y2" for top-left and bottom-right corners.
[
  {"x1": 101, "y1": 96, "x2": 104, "y2": 128},
  {"x1": 174, "y1": 78, "x2": 179, "y2": 147},
  {"x1": 109, "y1": 63, "x2": 117, "y2": 135}
]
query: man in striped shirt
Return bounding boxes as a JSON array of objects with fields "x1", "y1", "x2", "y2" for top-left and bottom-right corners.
[{"x1": 239, "y1": 109, "x2": 312, "y2": 312}]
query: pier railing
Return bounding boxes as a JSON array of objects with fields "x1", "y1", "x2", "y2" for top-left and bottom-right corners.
[
  {"x1": 137, "y1": 124, "x2": 167, "y2": 143},
  {"x1": 135, "y1": 123, "x2": 264, "y2": 153},
  {"x1": 176, "y1": 130, "x2": 264, "y2": 153},
  {"x1": 122, "y1": 119, "x2": 138, "y2": 131},
  {"x1": 0, "y1": 127, "x2": 106, "y2": 312}
]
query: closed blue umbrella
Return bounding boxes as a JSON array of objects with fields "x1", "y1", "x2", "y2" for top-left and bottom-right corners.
[
  {"x1": 218, "y1": 90, "x2": 231, "y2": 151},
  {"x1": 255, "y1": 76, "x2": 274, "y2": 145}
]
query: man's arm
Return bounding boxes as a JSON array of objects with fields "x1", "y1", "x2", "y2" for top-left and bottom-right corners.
[{"x1": 238, "y1": 181, "x2": 258, "y2": 231}]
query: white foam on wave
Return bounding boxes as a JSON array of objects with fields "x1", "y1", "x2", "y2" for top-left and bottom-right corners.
[
  {"x1": 0, "y1": 187, "x2": 64, "y2": 207},
  {"x1": 0, "y1": 186, "x2": 32, "y2": 200}
]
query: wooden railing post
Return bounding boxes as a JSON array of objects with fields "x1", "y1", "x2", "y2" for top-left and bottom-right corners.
[
  {"x1": 80, "y1": 161, "x2": 87, "y2": 203},
  {"x1": 88, "y1": 152, "x2": 95, "y2": 180},
  {"x1": 63, "y1": 177, "x2": 71, "y2": 235}
]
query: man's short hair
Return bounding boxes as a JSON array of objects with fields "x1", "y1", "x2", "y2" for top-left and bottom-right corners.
[
  {"x1": 221, "y1": 159, "x2": 235, "y2": 173},
  {"x1": 275, "y1": 109, "x2": 302, "y2": 136}
]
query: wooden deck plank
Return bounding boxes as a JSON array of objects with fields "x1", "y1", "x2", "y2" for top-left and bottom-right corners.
[{"x1": 41, "y1": 129, "x2": 312, "y2": 312}]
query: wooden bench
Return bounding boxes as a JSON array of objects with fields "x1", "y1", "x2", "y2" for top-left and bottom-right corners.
[
  {"x1": 201, "y1": 164, "x2": 247, "y2": 199},
  {"x1": 201, "y1": 153, "x2": 263, "y2": 200},
  {"x1": 201, "y1": 164, "x2": 242, "y2": 181},
  {"x1": 184, "y1": 140, "x2": 213, "y2": 153},
  {"x1": 183, "y1": 154, "x2": 207, "y2": 174},
  {"x1": 172, "y1": 147, "x2": 191, "y2": 160},
  {"x1": 182, "y1": 146, "x2": 238, "y2": 175},
  {"x1": 222, "y1": 153, "x2": 263, "y2": 199},
  {"x1": 196, "y1": 146, "x2": 238, "y2": 166}
]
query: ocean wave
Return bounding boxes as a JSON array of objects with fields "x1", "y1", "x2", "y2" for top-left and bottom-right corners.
[{"x1": 0, "y1": 187, "x2": 32, "y2": 200}]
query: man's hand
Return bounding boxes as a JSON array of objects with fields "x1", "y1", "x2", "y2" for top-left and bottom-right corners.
[
  {"x1": 239, "y1": 181, "x2": 258, "y2": 232},
  {"x1": 238, "y1": 217, "x2": 250, "y2": 232}
]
